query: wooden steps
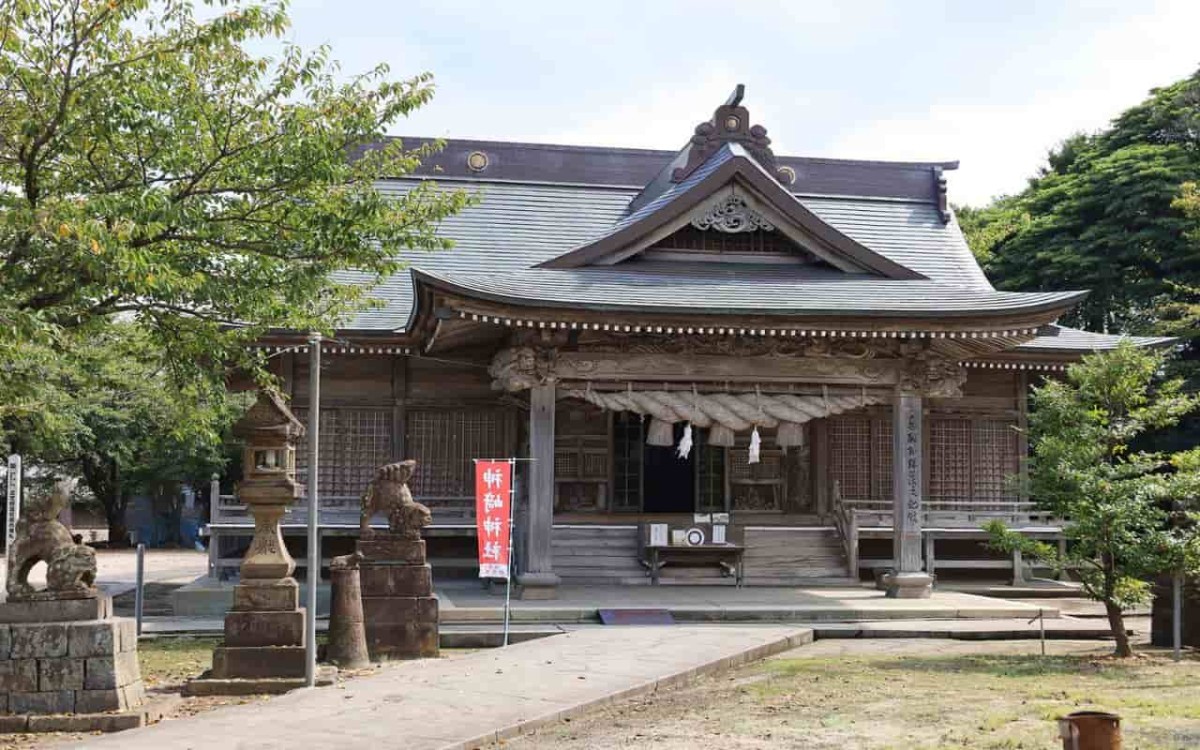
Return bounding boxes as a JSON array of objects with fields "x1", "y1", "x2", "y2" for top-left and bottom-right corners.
[
  {"x1": 550, "y1": 524, "x2": 856, "y2": 587},
  {"x1": 742, "y1": 527, "x2": 856, "y2": 585},
  {"x1": 552, "y1": 525, "x2": 649, "y2": 585}
]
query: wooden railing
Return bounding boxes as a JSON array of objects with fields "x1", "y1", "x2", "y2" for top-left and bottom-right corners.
[
  {"x1": 831, "y1": 482, "x2": 858, "y2": 576},
  {"x1": 831, "y1": 483, "x2": 1065, "y2": 580},
  {"x1": 833, "y1": 496, "x2": 1060, "y2": 530},
  {"x1": 208, "y1": 483, "x2": 476, "y2": 527}
]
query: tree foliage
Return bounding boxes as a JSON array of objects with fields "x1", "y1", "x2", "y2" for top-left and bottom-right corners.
[
  {"x1": 987, "y1": 344, "x2": 1200, "y2": 656},
  {"x1": 0, "y1": 0, "x2": 467, "y2": 369},
  {"x1": 959, "y1": 68, "x2": 1200, "y2": 340},
  {"x1": 0, "y1": 0, "x2": 468, "y2": 530},
  {"x1": 2, "y1": 327, "x2": 245, "y2": 543}
]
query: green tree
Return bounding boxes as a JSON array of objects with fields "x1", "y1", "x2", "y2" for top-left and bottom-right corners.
[
  {"x1": 0, "y1": 0, "x2": 468, "y2": 516},
  {"x1": 1, "y1": 327, "x2": 245, "y2": 543},
  {"x1": 987, "y1": 344, "x2": 1200, "y2": 656},
  {"x1": 0, "y1": 0, "x2": 467, "y2": 380},
  {"x1": 960, "y1": 69, "x2": 1200, "y2": 339}
]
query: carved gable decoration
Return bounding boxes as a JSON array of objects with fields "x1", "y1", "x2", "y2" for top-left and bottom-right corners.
[
  {"x1": 672, "y1": 85, "x2": 790, "y2": 185},
  {"x1": 691, "y1": 194, "x2": 774, "y2": 233},
  {"x1": 646, "y1": 224, "x2": 823, "y2": 264}
]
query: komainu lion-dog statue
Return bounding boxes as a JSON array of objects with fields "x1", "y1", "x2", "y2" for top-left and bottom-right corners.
[
  {"x1": 6, "y1": 478, "x2": 98, "y2": 601},
  {"x1": 358, "y1": 460, "x2": 432, "y2": 540}
]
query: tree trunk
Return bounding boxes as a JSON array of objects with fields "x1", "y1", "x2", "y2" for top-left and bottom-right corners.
[
  {"x1": 80, "y1": 454, "x2": 129, "y2": 547},
  {"x1": 1104, "y1": 600, "x2": 1133, "y2": 657}
]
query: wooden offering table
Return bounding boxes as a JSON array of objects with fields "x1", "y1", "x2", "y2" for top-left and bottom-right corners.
[{"x1": 645, "y1": 544, "x2": 745, "y2": 587}]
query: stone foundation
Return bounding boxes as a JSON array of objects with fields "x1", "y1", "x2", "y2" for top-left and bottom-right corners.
[
  {"x1": 0, "y1": 596, "x2": 144, "y2": 716},
  {"x1": 208, "y1": 577, "x2": 308, "y2": 680},
  {"x1": 357, "y1": 535, "x2": 439, "y2": 660}
]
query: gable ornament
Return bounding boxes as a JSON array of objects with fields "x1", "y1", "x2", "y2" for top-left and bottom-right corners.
[{"x1": 690, "y1": 195, "x2": 775, "y2": 234}]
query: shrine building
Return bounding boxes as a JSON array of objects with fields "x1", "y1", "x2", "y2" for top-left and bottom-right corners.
[{"x1": 209, "y1": 87, "x2": 1168, "y2": 599}]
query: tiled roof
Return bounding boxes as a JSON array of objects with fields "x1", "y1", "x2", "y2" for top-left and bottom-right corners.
[
  {"x1": 804, "y1": 200, "x2": 991, "y2": 289},
  {"x1": 332, "y1": 139, "x2": 1097, "y2": 353},
  {"x1": 1014, "y1": 325, "x2": 1175, "y2": 353},
  {"x1": 412, "y1": 263, "x2": 1085, "y2": 319}
]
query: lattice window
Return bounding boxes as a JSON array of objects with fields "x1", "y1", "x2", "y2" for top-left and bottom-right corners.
[
  {"x1": 873, "y1": 419, "x2": 894, "y2": 501},
  {"x1": 697, "y1": 436, "x2": 726, "y2": 513},
  {"x1": 828, "y1": 416, "x2": 892, "y2": 501},
  {"x1": 729, "y1": 431, "x2": 784, "y2": 511},
  {"x1": 406, "y1": 409, "x2": 512, "y2": 498},
  {"x1": 929, "y1": 418, "x2": 972, "y2": 503},
  {"x1": 294, "y1": 408, "x2": 393, "y2": 500},
  {"x1": 972, "y1": 420, "x2": 1020, "y2": 503},
  {"x1": 612, "y1": 412, "x2": 643, "y2": 511}
]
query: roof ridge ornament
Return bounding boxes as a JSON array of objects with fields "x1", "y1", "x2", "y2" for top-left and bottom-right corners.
[{"x1": 671, "y1": 84, "x2": 787, "y2": 184}]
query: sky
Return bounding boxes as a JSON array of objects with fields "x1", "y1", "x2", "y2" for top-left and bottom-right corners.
[{"x1": 276, "y1": 0, "x2": 1200, "y2": 206}]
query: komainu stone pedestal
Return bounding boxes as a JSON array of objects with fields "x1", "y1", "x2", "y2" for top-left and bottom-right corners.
[
  {"x1": 357, "y1": 534, "x2": 439, "y2": 660},
  {"x1": 0, "y1": 595, "x2": 148, "y2": 729}
]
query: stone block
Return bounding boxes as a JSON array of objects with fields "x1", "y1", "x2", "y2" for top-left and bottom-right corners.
[
  {"x1": 0, "y1": 658, "x2": 38, "y2": 692},
  {"x1": 0, "y1": 624, "x2": 10, "y2": 658},
  {"x1": 10, "y1": 623, "x2": 68, "y2": 659},
  {"x1": 38, "y1": 657, "x2": 84, "y2": 691},
  {"x1": 361, "y1": 596, "x2": 438, "y2": 626},
  {"x1": 365, "y1": 622, "x2": 440, "y2": 660},
  {"x1": 233, "y1": 579, "x2": 300, "y2": 612},
  {"x1": 9, "y1": 690, "x2": 75, "y2": 715},
  {"x1": 122, "y1": 679, "x2": 146, "y2": 708},
  {"x1": 27, "y1": 713, "x2": 136, "y2": 733},
  {"x1": 68, "y1": 620, "x2": 117, "y2": 657},
  {"x1": 224, "y1": 610, "x2": 305, "y2": 648},
  {"x1": 74, "y1": 688, "x2": 125, "y2": 713},
  {"x1": 0, "y1": 715, "x2": 28, "y2": 732},
  {"x1": 0, "y1": 596, "x2": 112, "y2": 624},
  {"x1": 359, "y1": 564, "x2": 432, "y2": 598},
  {"x1": 356, "y1": 537, "x2": 425, "y2": 563},
  {"x1": 116, "y1": 617, "x2": 138, "y2": 652},
  {"x1": 84, "y1": 651, "x2": 140, "y2": 690},
  {"x1": 211, "y1": 645, "x2": 306, "y2": 679}
]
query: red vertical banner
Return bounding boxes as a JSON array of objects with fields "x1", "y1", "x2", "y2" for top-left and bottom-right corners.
[{"x1": 475, "y1": 460, "x2": 512, "y2": 579}]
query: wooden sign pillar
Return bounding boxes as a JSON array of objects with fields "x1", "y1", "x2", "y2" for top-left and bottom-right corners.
[{"x1": 884, "y1": 391, "x2": 933, "y2": 598}]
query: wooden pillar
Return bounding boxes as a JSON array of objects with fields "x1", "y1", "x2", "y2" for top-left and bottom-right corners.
[
  {"x1": 812, "y1": 419, "x2": 830, "y2": 518},
  {"x1": 519, "y1": 382, "x2": 560, "y2": 599},
  {"x1": 885, "y1": 391, "x2": 933, "y2": 598}
]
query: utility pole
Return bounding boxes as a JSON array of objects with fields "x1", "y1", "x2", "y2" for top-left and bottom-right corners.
[{"x1": 305, "y1": 333, "x2": 321, "y2": 687}]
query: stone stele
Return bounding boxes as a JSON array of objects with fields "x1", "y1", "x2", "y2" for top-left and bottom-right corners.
[{"x1": 1, "y1": 479, "x2": 146, "y2": 730}]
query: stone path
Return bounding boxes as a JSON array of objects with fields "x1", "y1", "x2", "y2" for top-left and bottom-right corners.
[
  {"x1": 813, "y1": 615, "x2": 1128, "y2": 639},
  {"x1": 77, "y1": 625, "x2": 812, "y2": 750},
  {"x1": 436, "y1": 582, "x2": 1057, "y2": 622}
]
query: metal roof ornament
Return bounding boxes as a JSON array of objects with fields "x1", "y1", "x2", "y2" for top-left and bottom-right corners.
[{"x1": 671, "y1": 84, "x2": 788, "y2": 184}]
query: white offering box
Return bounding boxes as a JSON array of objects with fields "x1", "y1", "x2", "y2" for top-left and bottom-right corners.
[{"x1": 649, "y1": 523, "x2": 668, "y2": 547}]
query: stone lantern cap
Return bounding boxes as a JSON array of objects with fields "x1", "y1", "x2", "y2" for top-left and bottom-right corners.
[{"x1": 233, "y1": 390, "x2": 305, "y2": 444}]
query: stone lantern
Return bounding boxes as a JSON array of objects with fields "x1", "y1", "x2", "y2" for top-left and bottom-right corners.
[
  {"x1": 189, "y1": 390, "x2": 317, "y2": 692},
  {"x1": 233, "y1": 390, "x2": 304, "y2": 583}
]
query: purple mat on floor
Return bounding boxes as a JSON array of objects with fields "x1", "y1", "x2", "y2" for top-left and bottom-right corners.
[{"x1": 598, "y1": 608, "x2": 676, "y2": 625}]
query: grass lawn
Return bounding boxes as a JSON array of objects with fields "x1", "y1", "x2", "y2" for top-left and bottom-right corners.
[
  {"x1": 503, "y1": 639, "x2": 1200, "y2": 750},
  {"x1": 138, "y1": 636, "x2": 221, "y2": 688}
]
